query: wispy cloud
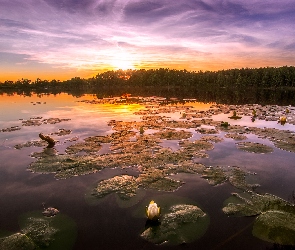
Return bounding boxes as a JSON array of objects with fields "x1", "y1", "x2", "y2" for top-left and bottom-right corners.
[{"x1": 0, "y1": 0, "x2": 294, "y2": 80}]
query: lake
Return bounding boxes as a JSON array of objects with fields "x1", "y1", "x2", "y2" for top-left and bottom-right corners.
[{"x1": 0, "y1": 93, "x2": 295, "y2": 250}]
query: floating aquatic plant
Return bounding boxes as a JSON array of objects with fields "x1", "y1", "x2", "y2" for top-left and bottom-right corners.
[
  {"x1": 153, "y1": 129, "x2": 192, "y2": 140},
  {"x1": 252, "y1": 210, "x2": 295, "y2": 245},
  {"x1": 201, "y1": 166, "x2": 228, "y2": 186},
  {"x1": 228, "y1": 111, "x2": 242, "y2": 119},
  {"x1": 222, "y1": 192, "x2": 294, "y2": 217},
  {"x1": 92, "y1": 175, "x2": 138, "y2": 200},
  {"x1": 278, "y1": 116, "x2": 287, "y2": 125},
  {"x1": 236, "y1": 142, "x2": 273, "y2": 154},
  {"x1": 146, "y1": 200, "x2": 161, "y2": 220},
  {"x1": 141, "y1": 204, "x2": 209, "y2": 245},
  {"x1": 223, "y1": 192, "x2": 295, "y2": 246},
  {"x1": 0, "y1": 233, "x2": 36, "y2": 250},
  {"x1": 225, "y1": 133, "x2": 247, "y2": 140}
]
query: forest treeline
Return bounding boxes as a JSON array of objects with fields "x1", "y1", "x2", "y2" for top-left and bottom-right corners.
[{"x1": 1, "y1": 66, "x2": 295, "y2": 105}]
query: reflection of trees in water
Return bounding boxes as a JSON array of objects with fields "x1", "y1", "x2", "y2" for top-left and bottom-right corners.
[
  {"x1": 1, "y1": 67, "x2": 295, "y2": 105},
  {"x1": 1, "y1": 86, "x2": 295, "y2": 105}
]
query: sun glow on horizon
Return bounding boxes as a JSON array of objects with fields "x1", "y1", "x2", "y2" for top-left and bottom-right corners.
[{"x1": 111, "y1": 50, "x2": 137, "y2": 70}]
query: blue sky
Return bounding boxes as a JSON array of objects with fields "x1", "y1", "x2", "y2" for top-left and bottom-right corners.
[{"x1": 1, "y1": 0, "x2": 295, "y2": 81}]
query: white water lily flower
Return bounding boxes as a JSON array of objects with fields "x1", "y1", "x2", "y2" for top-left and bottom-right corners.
[{"x1": 146, "y1": 200, "x2": 161, "y2": 220}]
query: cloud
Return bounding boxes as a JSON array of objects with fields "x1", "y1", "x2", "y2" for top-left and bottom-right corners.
[{"x1": 0, "y1": 0, "x2": 295, "y2": 80}]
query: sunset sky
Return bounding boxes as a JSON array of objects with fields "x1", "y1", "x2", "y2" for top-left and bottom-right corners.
[{"x1": 1, "y1": 0, "x2": 295, "y2": 81}]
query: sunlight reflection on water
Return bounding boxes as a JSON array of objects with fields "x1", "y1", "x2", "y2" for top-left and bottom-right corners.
[{"x1": 0, "y1": 93, "x2": 295, "y2": 250}]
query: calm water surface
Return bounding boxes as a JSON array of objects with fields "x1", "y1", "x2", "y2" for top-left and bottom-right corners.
[{"x1": 0, "y1": 93, "x2": 294, "y2": 250}]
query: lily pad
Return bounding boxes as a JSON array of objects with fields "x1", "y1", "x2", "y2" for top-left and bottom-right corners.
[
  {"x1": 252, "y1": 210, "x2": 295, "y2": 245},
  {"x1": 236, "y1": 142, "x2": 273, "y2": 154},
  {"x1": 141, "y1": 204, "x2": 209, "y2": 245}
]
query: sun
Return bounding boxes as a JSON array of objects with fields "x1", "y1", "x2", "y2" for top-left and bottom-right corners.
[
  {"x1": 112, "y1": 59, "x2": 135, "y2": 70},
  {"x1": 111, "y1": 51, "x2": 136, "y2": 70}
]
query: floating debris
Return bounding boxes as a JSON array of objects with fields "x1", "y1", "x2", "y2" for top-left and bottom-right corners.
[
  {"x1": 236, "y1": 142, "x2": 273, "y2": 154},
  {"x1": 42, "y1": 206, "x2": 59, "y2": 217},
  {"x1": 39, "y1": 133, "x2": 55, "y2": 148}
]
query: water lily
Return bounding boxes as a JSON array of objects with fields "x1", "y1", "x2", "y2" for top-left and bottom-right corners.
[
  {"x1": 279, "y1": 116, "x2": 287, "y2": 125},
  {"x1": 146, "y1": 200, "x2": 161, "y2": 220}
]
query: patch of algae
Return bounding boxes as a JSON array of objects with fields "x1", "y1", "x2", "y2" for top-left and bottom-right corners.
[
  {"x1": 236, "y1": 142, "x2": 274, "y2": 154},
  {"x1": 141, "y1": 204, "x2": 209, "y2": 245}
]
